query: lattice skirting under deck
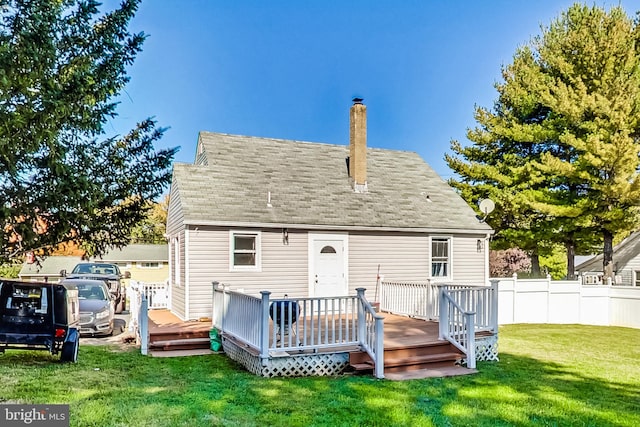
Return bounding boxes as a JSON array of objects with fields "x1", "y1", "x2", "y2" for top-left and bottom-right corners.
[
  {"x1": 462, "y1": 334, "x2": 499, "y2": 366},
  {"x1": 222, "y1": 338, "x2": 350, "y2": 378},
  {"x1": 476, "y1": 333, "x2": 499, "y2": 361}
]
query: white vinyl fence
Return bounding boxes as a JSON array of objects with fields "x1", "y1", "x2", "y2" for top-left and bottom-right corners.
[{"x1": 495, "y1": 275, "x2": 640, "y2": 329}]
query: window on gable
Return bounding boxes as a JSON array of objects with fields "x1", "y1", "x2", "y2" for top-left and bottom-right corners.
[
  {"x1": 431, "y1": 237, "x2": 451, "y2": 279},
  {"x1": 230, "y1": 231, "x2": 261, "y2": 271}
]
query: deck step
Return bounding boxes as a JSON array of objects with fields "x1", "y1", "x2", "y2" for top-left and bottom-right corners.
[
  {"x1": 350, "y1": 362, "x2": 374, "y2": 372},
  {"x1": 349, "y1": 344, "x2": 466, "y2": 375},
  {"x1": 150, "y1": 337, "x2": 211, "y2": 351}
]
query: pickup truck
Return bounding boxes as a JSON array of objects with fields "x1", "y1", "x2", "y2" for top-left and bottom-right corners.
[
  {"x1": 66, "y1": 263, "x2": 130, "y2": 314},
  {"x1": 0, "y1": 280, "x2": 80, "y2": 362}
]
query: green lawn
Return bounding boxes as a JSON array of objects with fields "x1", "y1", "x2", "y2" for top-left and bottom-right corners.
[{"x1": 1, "y1": 324, "x2": 638, "y2": 426}]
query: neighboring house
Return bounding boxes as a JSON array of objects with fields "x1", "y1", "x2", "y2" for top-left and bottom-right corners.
[
  {"x1": 94, "y1": 244, "x2": 169, "y2": 284},
  {"x1": 18, "y1": 244, "x2": 168, "y2": 284},
  {"x1": 166, "y1": 99, "x2": 494, "y2": 321},
  {"x1": 18, "y1": 256, "x2": 78, "y2": 283},
  {"x1": 576, "y1": 232, "x2": 640, "y2": 286}
]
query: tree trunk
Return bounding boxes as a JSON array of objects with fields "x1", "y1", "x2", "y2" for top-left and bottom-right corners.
[
  {"x1": 531, "y1": 249, "x2": 541, "y2": 277},
  {"x1": 565, "y1": 240, "x2": 576, "y2": 280},
  {"x1": 603, "y1": 230, "x2": 614, "y2": 284}
]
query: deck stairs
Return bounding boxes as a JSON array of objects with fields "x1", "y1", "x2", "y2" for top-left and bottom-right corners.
[
  {"x1": 349, "y1": 339, "x2": 475, "y2": 379},
  {"x1": 146, "y1": 310, "x2": 213, "y2": 355},
  {"x1": 149, "y1": 328, "x2": 211, "y2": 352}
]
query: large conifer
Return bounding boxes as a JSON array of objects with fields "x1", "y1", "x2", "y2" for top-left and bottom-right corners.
[{"x1": 447, "y1": 4, "x2": 640, "y2": 280}]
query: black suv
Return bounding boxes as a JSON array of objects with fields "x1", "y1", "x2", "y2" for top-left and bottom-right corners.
[
  {"x1": 0, "y1": 280, "x2": 80, "y2": 362},
  {"x1": 66, "y1": 263, "x2": 129, "y2": 313}
]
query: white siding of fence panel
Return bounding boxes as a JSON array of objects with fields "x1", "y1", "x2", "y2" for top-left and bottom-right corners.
[
  {"x1": 494, "y1": 277, "x2": 640, "y2": 329},
  {"x1": 496, "y1": 278, "x2": 516, "y2": 324},
  {"x1": 513, "y1": 281, "x2": 549, "y2": 323},
  {"x1": 186, "y1": 226, "x2": 308, "y2": 319},
  {"x1": 580, "y1": 286, "x2": 610, "y2": 325},
  {"x1": 610, "y1": 287, "x2": 640, "y2": 328},
  {"x1": 548, "y1": 282, "x2": 581, "y2": 324},
  {"x1": 348, "y1": 232, "x2": 429, "y2": 297}
]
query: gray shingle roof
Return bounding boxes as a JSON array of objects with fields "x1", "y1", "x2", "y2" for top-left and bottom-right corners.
[
  {"x1": 93, "y1": 244, "x2": 168, "y2": 262},
  {"x1": 171, "y1": 132, "x2": 492, "y2": 233},
  {"x1": 18, "y1": 256, "x2": 79, "y2": 278}
]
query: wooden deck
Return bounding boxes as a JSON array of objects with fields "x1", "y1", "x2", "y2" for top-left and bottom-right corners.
[
  {"x1": 148, "y1": 310, "x2": 454, "y2": 354},
  {"x1": 146, "y1": 309, "x2": 482, "y2": 379},
  {"x1": 147, "y1": 308, "x2": 443, "y2": 348}
]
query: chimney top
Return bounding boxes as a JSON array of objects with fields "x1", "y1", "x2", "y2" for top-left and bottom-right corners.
[{"x1": 352, "y1": 97, "x2": 364, "y2": 105}]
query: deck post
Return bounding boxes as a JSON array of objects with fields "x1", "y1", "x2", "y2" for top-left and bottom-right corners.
[
  {"x1": 211, "y1": 281, "x2": 219, "y2": 331},
  {"x1": 465, "y1": 312, "x2": 476, "y2": 369},
  {"x1": 139, "y1": 295, "x2": 149, "y2": 356},
  {"x1": 260, "y1": 291, "x2": 271, "y2": 361},
  {"x1": 374, "y1": 314, "x2": 385, "y2": 379},
  {"x1": 438, "y1": 285, "x2": 447, "y2": 340},
  {"x1": 490, "y1": 279, "x2": 499, "y2": 333},
  {"x1": 356, "y1": 288, "x2": 366, "y2": 343}
]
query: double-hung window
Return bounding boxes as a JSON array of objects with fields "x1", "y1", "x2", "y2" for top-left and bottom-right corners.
[
  {"x1": 230, "y1": 231, "x2": 261, "y2": 271},
  {"x1": 431, "y1": 237, "x2": 451, "y2": 279}
]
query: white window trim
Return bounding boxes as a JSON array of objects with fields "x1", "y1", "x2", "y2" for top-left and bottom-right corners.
[
  {"x1": 429, "y1": 236, "x2": 453, "y2": 281},
  {"x1": 229, "y1": 230, "x2": 262, "y2": 272},
  {"x1": 137, "y1": 262, "x2": 163, "y2": 269},
  {"x1": 173, "y1": 236, "x2": 181, "y2": 286}
]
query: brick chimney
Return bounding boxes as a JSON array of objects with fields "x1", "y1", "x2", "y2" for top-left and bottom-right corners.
[{"x1": 349, "y1": 97, "x2": 367, "y2": 192}]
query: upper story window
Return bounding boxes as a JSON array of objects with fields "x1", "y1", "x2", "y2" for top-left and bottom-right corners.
[
  {"x1": 431, "y1": 237, "x2": 451, "y2": 279},
  {"x1": 230, "y1": 231, "x2": 261, "y2": 272}
]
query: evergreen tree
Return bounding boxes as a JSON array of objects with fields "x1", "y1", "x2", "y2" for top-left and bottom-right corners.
[
  {"x1": 447, "y1": 4, "x2": 640, "y2": 281},
  {"x1": 0, "y1": 0, "x2": 176, "y2": 262}
]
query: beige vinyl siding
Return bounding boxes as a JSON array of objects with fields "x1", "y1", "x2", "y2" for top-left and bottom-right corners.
[
  {"x1": 166, "y1": 175, "x2": 184, "y2": 236},
  {"x1": 451, "y1": 234, "x2": 487, "y2": 283},
  {"x1": 185, "y1": 226, "x2": 308, "y2": 319},
  {"x1": 348, "y1": 232, "x2": 430, "y2": 295}
]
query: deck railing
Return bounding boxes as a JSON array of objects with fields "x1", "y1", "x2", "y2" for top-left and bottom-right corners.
[
  {"x1": 438, "y1": 290, "x2": 476, "y2": 368},
  {"x1": 212, "y1": 283, "x2": 385, "y2": 378},
  {"x1": 379, "y1": 281, "x2": 439, "y2": 319},
  {"x1": 437, "y1": 280, "x2": 499, "y2": 368},
  {"x1": 381, "y1": 279, "x2": 498, "y2": 368}
]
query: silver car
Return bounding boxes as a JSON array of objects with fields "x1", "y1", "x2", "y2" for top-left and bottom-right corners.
[{"x1": 60, "y1": 279, "x2": 115, "y2": 336}]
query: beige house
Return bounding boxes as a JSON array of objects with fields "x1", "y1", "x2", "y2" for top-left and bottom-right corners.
[
  {"x1": 18, "y1": 244, "x2": 168, "y2": 284},
  {"x1": 96, "y1": 244, "x2": 169, "y2": 284},
  {"x1": 166, "y1": 100, "x2": 493, "y2": 321}
]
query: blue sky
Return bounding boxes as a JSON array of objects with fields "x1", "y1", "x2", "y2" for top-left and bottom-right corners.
[{"x1": 107, "y1": 1, "x2": 636, "y2": 179}]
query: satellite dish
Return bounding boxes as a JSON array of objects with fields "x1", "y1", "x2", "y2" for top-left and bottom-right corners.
[
  {"x1": 478, "y1": 199, "x2": 495, "y2": 222},
  {"x1": 478, "y1": 198, "x2": 495, "y2": 215}
]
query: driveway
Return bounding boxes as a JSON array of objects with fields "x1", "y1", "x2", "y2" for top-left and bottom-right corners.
[{"x1": 80, "y1": 311, "x2": 135, "y2": 346}]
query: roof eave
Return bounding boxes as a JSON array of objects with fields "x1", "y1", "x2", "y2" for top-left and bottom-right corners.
[{"x1": 181, "y1": 220, "x2": 494, "y2": 235}]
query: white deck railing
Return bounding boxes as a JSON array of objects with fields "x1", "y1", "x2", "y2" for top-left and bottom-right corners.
[
  {"x1": 212, "y1": 283, "x2": 385, "y2": 378},
  {"x1": 380, "y1": 279, "x2": 498, "y2": 368},
  {"x1": 438, "y1": 289, "x2": 476, "y2": 368},
  {"x1": 130, "y1": 280, "x2": 169, "y2": 310},
  {"x1": 379, "y1": 281, "x2": 438, "y2": 319}
]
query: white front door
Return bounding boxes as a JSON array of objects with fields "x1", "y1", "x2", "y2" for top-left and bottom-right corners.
[{"x1": 310, "y1": 234, "x2": 348, "y2": 297}]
